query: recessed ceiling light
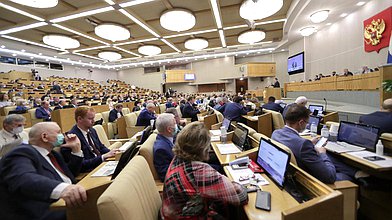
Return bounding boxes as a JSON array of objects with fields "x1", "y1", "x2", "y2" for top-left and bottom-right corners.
[
  {"x1": 138, "y1": 45, "x2": 161, "y2": 56},
  {"x1": 300, "y1": 27, "x2": 316, "y2": 36},
  {"x1": 238, "y1": 30, "x2": 266, "y2": 44},
  {"x1": 340, "y1": 13, "x2": 348, "y2": 17},
  {"x1": 310, "y1": 10, "x2": 329, "y2": 23},
  {"x1": 184, "y1": 38, "x2": 209, "y2": 51},
  {"x1": 357, "y1": 2, "x2": 366, "y2": 6},
  {"x1": 160, "y1": 9, "x2": 196, "y2": 32},
  {"x1": 239, "y1": 0, "x2": 283, "y2": 20},
  {"x1": 10, "y1": 0, "x2": 58, "y2": 8},
  {"x1": 95, "y1": 23, "x2": 130, "y2": 42},
  {"x1": 98, "y1": 51, "x2": 122, "y2": 61},
  {"x1": 43, "y1": 35, "x2": 80, "y2": 49}
]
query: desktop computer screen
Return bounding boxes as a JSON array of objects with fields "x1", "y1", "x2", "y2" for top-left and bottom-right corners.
[
  {"x1": 338, "y1": 121, "x2": 380, "y2": 152},
  {"x1": 305, "y1": 115, "x2": 321, "y2": 130},
  {"x1": 232, "y1": 124, "x2": 249, "y2": 151},
  {"x1": 222, "y1": 118, "x2": 231, "y2": 131},
  {"x1": 256, "y1": 138, "x2": 291, "y2": 188},
  {"x1": 308, "y1": 105, "x2": 324, "y2": 115}
]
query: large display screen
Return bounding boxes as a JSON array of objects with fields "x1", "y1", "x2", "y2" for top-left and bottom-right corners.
[
  {"x1": 287, "y1": 52, "x2": 304, "y2": 75},
  {"x1": 184, "y1": 73, "x2": 195, "y2": 80}
]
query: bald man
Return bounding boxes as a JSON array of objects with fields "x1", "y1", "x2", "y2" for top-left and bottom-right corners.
[
  {"x1": 0, "y1": 122, "x2": 86, "y2": 220},
  {"x1": 283, "y1": 96, "x2": 308, "y2": 117},
  {"x1": 359, "y1": 98, "x2": 392, "y2": 133}
]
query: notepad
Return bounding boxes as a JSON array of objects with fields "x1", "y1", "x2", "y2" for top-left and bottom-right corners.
[
  {"x1": 211, "y1": 136, "x2": 220, "y2": 142},
  {"x1": 91, "y1": 161, "x2": 119, "y2": 177},
  {"x1": 216, "y1": 143, "x2": 241, "y2": 154}
]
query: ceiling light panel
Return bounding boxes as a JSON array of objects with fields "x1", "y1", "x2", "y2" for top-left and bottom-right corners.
[
  {"x1": 43, "y1": 35, "x2": 80, "y2": 49},
  {"x1": 138, "y1": 45, "x2": 161, "y2": 56},
  {"x1": 210, "y1": 0, "x2": 223, "y2": 29},
  {"x1": 114, "y1": 38, "x2": 158, "y2": 46},
  {"x1": 50, "y1": 6, "x2": 114, "y2": 23},
  {"x1": 1, "y1": 35, "x2": 66, "y2": 51},
  {"x1": 113, "y1": 46, "x2": 141, "y2": 57},
  {"x1": 184, "y1": 38, "x2": 209, "y2": 51},
  {"x1": 310, "y1": 10, "x2": 329, "y2": 23},
  {"x1": 161, "y1": 39, "x2": 181, "y2": 52},
  {"x1": 0, "y1": 22, "x2": 47, "y2": 35},
  {"x1": 119, "y1": 9, "x2": 160, "y2": 37},
  {"x1": 238, "y1": 30, "x2": 266, "y2": 44},
  {"x1": 10, "y1": 0, "x2": 58, "y2": 8},
  {"x1": 240, "y1": 0, "x2": 283, "y2": 20},
  {"x1": 53, "y1": 24, "x2": 110, "y2": 45},
  {"x1": 218, "y1": 29, "x2": 226, "y2": 47},
  {"x1": 0, "y1": 3, "x2": 45, "y2": 21},
  {"x1": 119, "y1": 0, "x2": 156, "y2": 8},
  {"x1": 98, "y1": 51, "x2": 122, "y2": 61},
  {"x1": 95, "y1": 24, "x2": 130, "y2": 42},
  {"x1": 163, "y1": 29, "x2": 217, "y2": 39},
  {"x1": 160, "y1": 9, "x2": 196, "y2": 32}
]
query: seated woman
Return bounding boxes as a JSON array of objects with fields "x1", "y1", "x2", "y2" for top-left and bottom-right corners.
[{"x1": 161, "y1": 122, "x2": 248, "y2": 219}]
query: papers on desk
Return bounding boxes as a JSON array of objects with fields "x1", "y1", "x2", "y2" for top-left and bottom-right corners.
[
  {"x1": 346, "y1": 151, "x2": 392, "y2": 168},
  {"x1": 250, "y1": 116, "x2": 259, "y2": 120},
  {"x1": 211, "y1": 136, "x2": 220, "y2": 142},
  {"x1": 91, "y1": 161, "x2": 119, "y2": 177},
  {"x1": 226, "y1": 167, "x2": 269, "y2": 186},
  {"x1": 210, "y1": 130, "x2": 221, "y2": 136},
  {"x1": 216, "y1": 143, "x2": 241, "y2": 154}
]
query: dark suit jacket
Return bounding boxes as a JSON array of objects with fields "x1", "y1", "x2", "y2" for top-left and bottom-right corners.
[
  {"x1": 262, "y1": 102, "x2": 284, "y2": 114},
  {"x1": 165, "y1": 102, "x2": 173, "y2": 109},
  {"x1": 109, "y1": 109, "x2": 123, "y2": 122},
  {"x1": 223, "y1": 102, "x2": 247, "y2": 122},
  {"x1": 182, "y1": 102, "x2": 200, "y2": 122},
  {"x1": 53, "y1": 105, "x2": 63, "y2": 111},
  {"x1": 62, "y1": 125, "x2": 109, "y2": 173},
  {"x1": 35, "y1": 107, "x2": 52, "y2": 121},
  {"x1": 0, "y1": 144, "x2": 82, "y2": 220},
  {"x1": 136, "y1": 109, "x2": 156, "y2": 126},
  {"x1": 153, "y1": 134, "x2": 174, "y2": 182},
  {"x1": 359, "y1": 111, "x2": 392, "y2": 134}
]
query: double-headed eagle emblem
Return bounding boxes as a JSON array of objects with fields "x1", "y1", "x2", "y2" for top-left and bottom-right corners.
[{"x1": 364, "y1": 19, "x2": 386, "y2": 46}]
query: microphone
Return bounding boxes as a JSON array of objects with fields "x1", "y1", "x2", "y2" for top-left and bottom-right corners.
[{"x1": 323, "y1": 98, "x2": 327, "y2": 113}]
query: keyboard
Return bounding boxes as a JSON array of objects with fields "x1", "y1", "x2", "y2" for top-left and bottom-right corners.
[{"x1": 325, "y1": 141, "x2": 365, "y2": 153}]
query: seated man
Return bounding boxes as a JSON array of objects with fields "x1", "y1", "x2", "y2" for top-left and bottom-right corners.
[
  {"x1": 272, "y1": 104, "x2": 361, "y2": 184},
  {"x1": 54, "y1": 99, "x2": 67, "y2": 110},
  {"x1": 182, "y1": 96, "x2": 200, "y2": 122},
  {"x1": 153, "y1": 113, "x2": 178, "y2": 182},
  {"x1": 359, "y1": 98, "x2": 392, "y2": 133},
  {"x1": 136, "y1": 103, "x2": 156, "y2": 127},
  {"x1": 62, "y1": 106, "x2": 118, "y2": 173},
  {"x1": 0, "y1": 122, "x2": 86, "y2": 220},
  {"x1": 35, "y1": 101, "x2": 52, "y2": 121},
  {"x1": 262, "y1": 96, "x2": 283, "y2": 113},
  {"x1": 0, "y1": 114, "x2": 28, "y2": 157},
  {"x1": 282, "y1": 96, "x2": 307, "y2": 118},
  {"x1": 109, "y1": 103, "x2": 123, "y2": 122},
  {"x1": 214, "y1": 97, "x2": 227, "y2": 113},
  {"x1": 223, "y1": 96, "x2": 247, "y2": 123},
  {"x1": 165, "y1": 97, "x2": 174, "y2": 109}
]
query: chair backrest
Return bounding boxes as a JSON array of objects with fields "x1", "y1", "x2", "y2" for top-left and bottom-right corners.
[
  {"x1": 213, "y1": 109, "x2": 224, "y2": 123},
  {"x1": 122, "y1": 108, "x2": 130, "y2": 115},
  {"x1": 139, "y1": 133, "x2": 159, "y2": 180},
  {"x1": 4, "y1": 106, "x2": 16, "y2": 115},
  {"x1": 124, "y1": 112, "x2": 138, "y2": 127},
  {"x1": 101, "y1": 111, "x2": 110, "y2": 124},
  {"x1": 139, "y1": 126, "x2": 154, "y2": 145},
  {"x1": 175, "y1": 105, "x2": 182, "y2": 118},
  {"x1": 263, "y1": 109, "x2": 284, "y2": 130},
  {"x1": 93, "y1": 125, "x2": 110, "y2": 147},
  {"x1": 97, "y1": 156, "x2": 162, "y2": 220},
  {"x1": 159, "y1": 104, "x2": 166, "y2": 114},
  {"x1": 94, "y1": 113, "x2": 104, "y2": 124},
  {"x1": 28, "y1": 108, "x2": 37, "y2": 120},
  {"x1": 134, "y1": 110, "x2": 141, "y2": 117},
  {"x1": 203, "y1": 114, "x2": 217, "y2": 130},
  {"x1": 237, "y1": 122, "x2": 256, "y2": 136}
]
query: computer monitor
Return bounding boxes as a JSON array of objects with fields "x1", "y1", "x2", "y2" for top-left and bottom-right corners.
[
  {"x1": 308, "y1": 105, "x2": 324, "y2": 115},
  {"x1": 256, "y1": 137, "x2": 291, "y2": 188},
  {"x1": 305, "y1": 115, "x2": 321, "y2": 130},
  {"x1": 111, "y1": 142, "x2": 140, "y2": 179},
  {"x1": 222, "y1": 118, "x2": 231, "y2": 131},
  {"x1": 338, "y1": 121, "x2": 380, "y2": 152},
  {"x1": 232, "y1": 124, "x2": 249, "y2": 151}
]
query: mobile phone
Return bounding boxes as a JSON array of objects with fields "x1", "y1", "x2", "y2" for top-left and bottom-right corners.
[
  {"x1": 363, "y1": 156, "x2": 385, "y2": 161},
  {"x1": 315, "y1": 137, "x2": 328, "y2": 148}
]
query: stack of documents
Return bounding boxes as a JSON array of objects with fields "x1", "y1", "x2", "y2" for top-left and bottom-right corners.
[
  {"x1": 226, "y1": 167, "x2": 269, "y2": 186},
  {"x1": 216, "y1": 143, "x2": 241, "y2": 154}
]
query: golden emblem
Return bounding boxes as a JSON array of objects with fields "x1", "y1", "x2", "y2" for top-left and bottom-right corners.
[{"x1": 364, "y1": 19, "x2": 386, "y2": 46}]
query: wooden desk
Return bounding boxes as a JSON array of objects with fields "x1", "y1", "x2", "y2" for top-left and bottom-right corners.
[
  {"x1": 243, "y1": 113, "x2": 273, "y2": 137},
  {"x1": 211, "y1": 141, "x2": 243, "y2": 166},
  {"x1": 264, "y1": 88, "x2": 281, "y2": 100}
]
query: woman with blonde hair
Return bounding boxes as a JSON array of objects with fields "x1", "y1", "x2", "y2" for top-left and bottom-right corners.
[{"x1": 161, "y1": 122, "x2": 248, "y2": 219}]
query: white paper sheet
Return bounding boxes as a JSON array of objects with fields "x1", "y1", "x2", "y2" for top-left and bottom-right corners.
[
  {"x1": 346, "y1": 151, "x2": 392, "y2": 168},
  {"x1": 210, "y1": 130, "x2": 221, "y2": 136},
  {"x1": 226, "y1": 166, "x2": 269, "y2": 186},
  {"x1": 216, "y1": 143, "x2": 241, "y2": 154},
  {"x1": 91, "y1": 161, "x2": 119, "y2": 177},
  {"x1": 211, "y1": 136, "x2": 220, "y2": 142}
]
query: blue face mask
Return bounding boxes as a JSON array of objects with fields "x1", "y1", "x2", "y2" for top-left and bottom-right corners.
[
  {"x1": 171, "y1": 124, "x2": 179, "y2": 136},
  {"x1": 53, "y1": 134, "x2": 64, "y2": 147}
]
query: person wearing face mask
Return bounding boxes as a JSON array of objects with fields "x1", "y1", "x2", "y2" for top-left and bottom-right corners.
[
  {"x1": 108, "y1": 103, "x2": 123, "y2": 123},
  {"x1": 0, "y1": 122, "x2": 86, "y2": 220},
  {"x1": 0, "y1": 114, "x2": 28, "y2": 157},
  {"x1": 271, "y1": 104, "x2": 361, "y2": 184}
]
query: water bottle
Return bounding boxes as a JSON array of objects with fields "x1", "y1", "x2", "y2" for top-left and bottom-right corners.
[
  {"x1": 376, "y1": 140, "x2": 384, "y2": 156},
  {"x1": 220, "y1": 126, "x2": 227, "y2": 144},
  {"x1": 310, "y1": 122, "x2": 317, "y2": 137},
  {"x1": 321, "y1": 125, "x2": 329, "y2": 138}
]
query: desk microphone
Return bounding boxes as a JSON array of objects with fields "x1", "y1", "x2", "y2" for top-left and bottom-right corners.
[{"x1": 323, "y1": 98, "x2": 327, "y2": 113}]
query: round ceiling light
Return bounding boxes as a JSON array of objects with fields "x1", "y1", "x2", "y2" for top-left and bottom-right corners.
[
  {"x1": 10, "y1": 0, "x2": 58, "y2": 8},
  {"x1": 184, "y1": 38, "x2": 208, "y2": 51},
  {"x1": 138, "y1": 45, "x2": 161, "y2": 56},
  {"x1": 43, "y1": 35, "x2": 80, "y2": 49},
  {"x1": 239, "y1": 0, "x2": 283, "y2": 20},
  {"x1": 95, "y1": 23, "x2": 130, "y2": 42},
  {"x1": 160, "y1": 9, "x2": 196, "y2": 32},
  {"x1": 310, "y1": 10, "x2": 329, "y2": 23},
  {"x1": 238, "y1": 30, "x2": 266, "y2": 44},
  {"x1": 300, "y1": 27, "x2": 316, "y2": 37},
  {"x1": 98, "y1": 51, "x2": 122, "y2": 61}
]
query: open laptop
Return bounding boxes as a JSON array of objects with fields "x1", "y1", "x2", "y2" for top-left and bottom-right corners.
[
  {"x1": 308, "y1": 104, "x2": 324, "y2": 116},
  {"x1": 325, "y1": 121, "x2": 380, "y2": 153},
  {"x1": 256, "y1": 137, "x2": 291, "y2": 188},
  {"x1": 299, "y1": 115, "x2": 321, "y2": 136},
  {"x1": 215, "y1": 123, "x2": 249, "y2": 154}
]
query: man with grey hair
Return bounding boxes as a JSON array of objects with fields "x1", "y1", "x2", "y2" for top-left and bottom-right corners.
[
  {"x1": 283, "y1": 96, "x2": 308, "y2": 117},
  {"x1": 0, "y1": 114, "x2": 27, "y2": 157},
  {"x1": 0, "y1": 122, "x2": 86, "y2": 220},
  {"x1": 136, "y1": 102, "x2": 156, "y2": 127},
  {"x1": 153, "y1": 113, "x2": 177, "y2": 182}
]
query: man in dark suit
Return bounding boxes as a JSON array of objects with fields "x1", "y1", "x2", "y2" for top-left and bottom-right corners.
[
  {"x1": 35, "y1": 101, "x2": 52, "y2": 121},
  {"x1": 109, "y1": 103, "x2": 123, "y2": 122},
  {"x1": 0, "y1": 122, "x2": 86, "y2": 220},
  {"x1": 223, "y1": 96, "x2": 247, "y2": 123},
  {"x1": 272, "y1": 104, "x2": 360, "y2": 184},
  {"x1": 136, "y1": 103, "x2": 157, "y2": 126},
  {"x1": 165, "y1": 97, "x2": 174, "y2": 109},
  {"x1": 262, "y1": 96, "x2": 283, "y2": 113},
  {"x1": 62, "y1": 106, "x2": 118, "y2": 173},
  {"x1": 52, "y1": 81, "x2": 62, "y2": 94},
  {"x1": 182, "y1": 96, "x2": 200, "y2": 122},
  {"x1": 273, "y1": 78, "x2": 280, "y2": 88},
  {"x1": 359, "y1": 98, "x2": 392, "y2": 133},
  {"x1": 54, "y1": 99, "x2": 67, "y2": 111}
]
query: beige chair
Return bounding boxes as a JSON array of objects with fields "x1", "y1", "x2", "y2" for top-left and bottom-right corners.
[
  {"x1": 134, "y1": 110, "x2": 141, "y2": 117},
  {"x1": 159, "y1": 104, "x2": 166, "y2": 114},
  {"x1": 101, "y1": 111, "x2": 116, "y2": 139},
  {"x1": 237, "y1": 122, "x2": 257, "y2": 136},
  {"x1": 3, "y1": 106, "x2": 16, "y2": 115},
  {"x1": 124, "y1": 112, "x2": 145, "y2": 138},
  {"x1": 263, "y1": 109, "x2": 284, "y2": 130},
  {"x1": 97, "y1": 156, "x2": 162, "y2": 220},
  {"x1": 93, "y1": 125, "x2": 122, "y2": 150},
  {"x1": 175, "y1": 105, "x2": 182, "y2": 118},
  {"x1": 380, "y1": 133, "x2": 392, "y2": 154},
  {"x1": 28, "y1": 108, "x2": 43, "y2": 125},
  {"x1": 122, "y1": 108, "x2": 130, "y2": 115}
]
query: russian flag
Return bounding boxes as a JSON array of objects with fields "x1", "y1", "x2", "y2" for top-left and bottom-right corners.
[{"x1": 388, "y1": 30, "x2": 392, "y2": 64}]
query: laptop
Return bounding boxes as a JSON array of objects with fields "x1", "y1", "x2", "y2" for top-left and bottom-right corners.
[
  {"x1": 215, "y1": 123, "x2": 249, "y2": 154},
  {"x1": 256, "y1": 137, "x2": 291, "y2": 188},
  {"x1": 325, "y1": 121, "x2": 380, "y2": 153},
  {"x1": 308, "y1": 104, "x2": 324, "y2": 116},
  {"x1": 299, "y1": 115, "x2": 321, "y2": 136}
]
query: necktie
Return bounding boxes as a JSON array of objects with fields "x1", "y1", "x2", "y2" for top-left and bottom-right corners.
[
  {"x1": 48, "y1": 152, "x2": 65, "y2": 175},
  {"x1": 13, "y1": 134, "x2": 18, "y2": 139},
  {"x1": 87, "y1": 130, "x2": 101, "y2": 156}
]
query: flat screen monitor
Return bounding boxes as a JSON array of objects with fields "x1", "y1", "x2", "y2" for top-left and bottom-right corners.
[
  {"x1": 308, "y1": 105, "x2": 324, "y2": 115},
  {"x1": 305, "y1": 115, "x2": 321, "y2": 130},
  {"x1": 338, "y1": 121, "x2": 380, "y2": 152},
  {"x1": 184, "y1": 73, "x2": 195, "y2": 80},
  {"x1": 232, "y1": 124, "x2": 248, "y2": 151},
  {"x1": 287, "y1": 52, "x2": 304, "y2": 75},
  {"x1": 256, "y1": 137, "x2": 291, "y2": 188},
  {"x1": 222, "y1": 118, "x2": 231, "y2": 131}
]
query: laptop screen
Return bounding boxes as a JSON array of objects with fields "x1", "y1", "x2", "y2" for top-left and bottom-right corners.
[
  {"x1": 338, "y1": 121, "x2": 380, "y2": 152},
  {"x1": 308, "y1": 105, "x2": 324, "y2": 114},
  {"x1": 305, "y1": 115, "x2": 321, "y2": 130},
  {"x1": 232, "y1": 124, "x2": 248, "y2": 151},
  {"x1": 222, "y1": 118, "x2": 231, "y2": 131},
  {"x1": 256, "y1": 138, "x2": 291, "y2": 188}
]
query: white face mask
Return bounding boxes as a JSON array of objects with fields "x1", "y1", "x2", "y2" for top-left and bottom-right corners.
[{"x1": 12, "y1": 126, "x2": 24, "y2": 135}]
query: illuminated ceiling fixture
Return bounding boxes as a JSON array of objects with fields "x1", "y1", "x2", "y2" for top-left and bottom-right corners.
[
  {"x1": 43, "y1": 35, "x2": 80, "y2": 49},
  {"x1": 238, "y1": 30, "x2": 266, "y2": 44},
  {"x1": 239, "y1": 0, "x2": 283, "y2": 20},
  {"x1": 184, "y1": 38, "x2": 208, "y2": 51},
  {"x1": 160, "y1": 9, "x2": 196, "y2": 32},
  {"x1": 10, "y1": 0, "x2": 58, "y2": 8},
  {"x1": 310, "y1": 10, "x2": 329, "y2": 23},
  {"x1": 300, "y1": 27, "x2": 316, "y2": 37},
  {"x1": 95, "y1": 23, "x2": 130, "y2": 42},
  {"x1": 138, "y1": 45, "x2": 161, "y2": 56},
  {"x1": 98, "y1": 51, "x2": 122, "y2": 61}
]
